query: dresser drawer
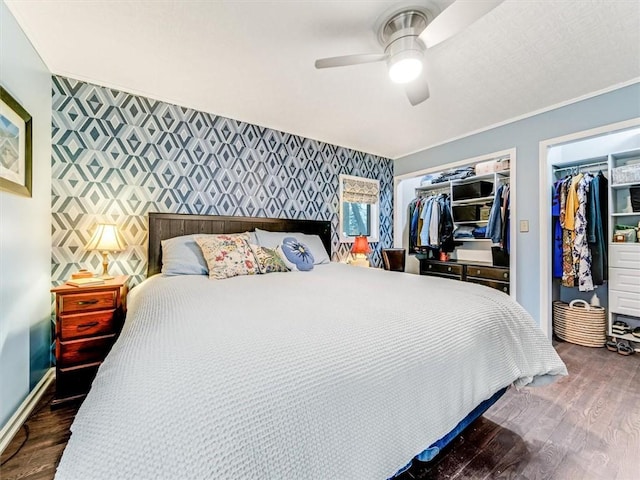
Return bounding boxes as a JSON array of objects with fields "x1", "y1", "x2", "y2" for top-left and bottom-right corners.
[
  {"x1": 57, "y1": 334, "x2": 117, "y2": 368},
  {"x1": 465, "y1": 265, "x2": 509, "y2": 281},
  {"x1": 609, "y1": 243, "x2": 640, "y2": 269},
  {"x1": 421, "y1": 262, "x2": 464, "y2": 277},
  {"x1": 58, "y1": 291, "x2": 117, "y2": 314},
  {"x1": 59, "y1": 310, "x2": 117, "y2": 341},
  {"x1": 609, "y1": 267, "x2": 640, "y2": 293},
  {"x1": 610, "y1": 289, "x2": 640, "y2": 317},
  {"x1": 422, "y1": 271, "x2": 461, "y2": 281},
  {"x1": 466, "y1": 277, "x2": 510, "y2": 294}
]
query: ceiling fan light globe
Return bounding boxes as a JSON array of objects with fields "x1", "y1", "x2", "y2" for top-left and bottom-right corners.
[{"x1": 388, "y1": 56, "x2": 423, "y2": 84}]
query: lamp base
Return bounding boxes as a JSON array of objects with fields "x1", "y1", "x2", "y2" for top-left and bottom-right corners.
[
  {"x1": 350, "y1": 258, "x2": 370, "y2": 268},
  {"x1": 100, "y1": 251, "x2": 113, "y2": 279}
]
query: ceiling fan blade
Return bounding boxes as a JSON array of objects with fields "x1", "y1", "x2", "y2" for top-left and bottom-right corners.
[
  {"x1": 315, "y1": 53, "x2": 389, "y2": 69},
  {"x1": 405, "y1": 77, "x2": 430, "y2": 106},
  {"x1": 419, "y1": 0, "x2": 505, "y2": 49}
]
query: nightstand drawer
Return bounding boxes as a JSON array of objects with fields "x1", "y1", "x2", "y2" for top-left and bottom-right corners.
[
  {"x1": 56, "y1": 364, "x2": 101, "y2": 401},
  {"x1": 59, "y1": 310, "x2": 117, "y2": 340},
  {"x1": 466, "y1": 265, "x2": 509, "y2": 281},
  {"x1": 59, "y1": 291, "x2": 117, "y2": 314},
  {"x1": 57, "y1": 334, "x2": 117, "y2": 367}
]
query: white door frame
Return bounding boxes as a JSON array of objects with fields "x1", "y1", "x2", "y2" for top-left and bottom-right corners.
[{"x1": 537, "y1": 118, "x2": 640, "y2": 339}]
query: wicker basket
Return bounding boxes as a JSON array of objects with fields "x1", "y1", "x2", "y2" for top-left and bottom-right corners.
[{"x1": 553, "y1": 300, "x2": 606, "y2": 348}]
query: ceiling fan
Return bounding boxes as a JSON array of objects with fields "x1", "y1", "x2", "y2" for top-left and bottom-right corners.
[{"x1": 314, "y1": 1, "x2": 505, "y2": 106}]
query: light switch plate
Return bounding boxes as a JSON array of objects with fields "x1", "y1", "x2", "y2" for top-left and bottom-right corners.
[{"x1": 520, "y1": 220, "x2": 529, "y2": 233}]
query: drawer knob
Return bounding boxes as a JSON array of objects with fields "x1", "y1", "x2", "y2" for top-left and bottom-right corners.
[
  {"x1": 77, "y1": 299, "x2": 99, "y2": 306},
  {"x1": 476, "y1": 269, "x2": 481, "y2": 275},
  {"x1": 447, "y1": 267, "x2": 452, "y2": 272},
  {"x1": 428, "y1": 265, "x2": 432, "y2": 269},
  {"x1": 503, "y1": 287, "x2": 508, "y2": 292},
  {"x1": 503, "y1": 272, "x2": 508, "y2": 278}
]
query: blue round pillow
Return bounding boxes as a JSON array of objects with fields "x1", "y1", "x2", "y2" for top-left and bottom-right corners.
[{"x1": 280, "y1": 236, "x2": 314, "y2": 271}]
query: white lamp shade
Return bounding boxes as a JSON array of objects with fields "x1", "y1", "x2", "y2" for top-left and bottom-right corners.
[{"x1": 85, "y1": 224, "x2": 126, "y2": 252}]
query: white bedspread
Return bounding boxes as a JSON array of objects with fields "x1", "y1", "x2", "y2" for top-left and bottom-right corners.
[{"x1": 56, "y1": 263, "x2": 566, "y2": 480}]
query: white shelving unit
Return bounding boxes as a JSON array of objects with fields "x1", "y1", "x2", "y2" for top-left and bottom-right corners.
[
  {"x1": 608, "y1": 148, "x2": 640, "y2": 351},
  {"x1": 415, "y1": 169, "x2": 510, "y2": 246}
]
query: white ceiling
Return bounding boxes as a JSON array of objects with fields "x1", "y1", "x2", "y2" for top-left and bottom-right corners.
[{"x1": 5, "y1": 0, "x2": 640, "y2": 159}]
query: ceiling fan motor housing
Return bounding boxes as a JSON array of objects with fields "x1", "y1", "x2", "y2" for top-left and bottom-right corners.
[{"x1": 382, "y1": 10, "x2": 428, "y2": 83}]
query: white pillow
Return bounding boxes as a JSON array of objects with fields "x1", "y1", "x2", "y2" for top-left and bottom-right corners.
[
  {"x1": 161, "y1": 235, "x2": 208, "y2": 276},
  {"x1": 254, "y1": 228, "x2": 330, "y2": 264}
]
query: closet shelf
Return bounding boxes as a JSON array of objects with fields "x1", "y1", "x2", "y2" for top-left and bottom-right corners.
[
  {"x1": 611, "y1": 212, "x2": 640, "y2": 217},
  {"x1": 455, "y1": 220, "x2": 489, "y2": 225},
  {"x1": 611, "y1": 181, "x2": 640, "y2": 189},
  {"x1": 451, "y1": 195, "x2": 494, "y2": 205},
  {"x1": 454, "y1": 238, "x2": 491, "y2": 242},
  {"x1": 450, "y1": 172, "x2": 494, "y2": 183}
]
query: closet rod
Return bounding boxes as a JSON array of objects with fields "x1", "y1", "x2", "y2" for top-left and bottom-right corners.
[{"x1": 554, "y1": 160, "x2": 608, "y2": 174}]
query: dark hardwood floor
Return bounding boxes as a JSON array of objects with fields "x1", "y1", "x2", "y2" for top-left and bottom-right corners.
[{"x1": 1, "y1": 341, "x2": 638, "y2": 479}]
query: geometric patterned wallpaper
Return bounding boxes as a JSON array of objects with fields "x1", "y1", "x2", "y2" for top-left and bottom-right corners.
[{"x1": 51, "y1": 76, "x2": 393, "y2": 286}]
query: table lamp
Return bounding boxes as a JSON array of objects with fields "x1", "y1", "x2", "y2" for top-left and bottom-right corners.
[
  {"x1": 85, "y1": 223, "x2": 126, "y2": 279},
  {"x1": 350, "y1": 235, "x2": 371, "y2": 268}
]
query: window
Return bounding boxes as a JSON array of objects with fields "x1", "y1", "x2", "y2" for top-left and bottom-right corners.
[{"x1": 339, "y1": 174, "x2": 380, "y2": 243}]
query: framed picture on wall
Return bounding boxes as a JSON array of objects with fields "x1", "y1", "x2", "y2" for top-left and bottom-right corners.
[{"x1": 0, "y1": 86, "x2": 32, "y2": 197}]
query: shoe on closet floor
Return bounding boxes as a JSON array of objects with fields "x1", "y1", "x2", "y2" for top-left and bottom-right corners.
[
  {"x1": 632, "y1": 327, "x2": 640, "y2": 339},
  {"x1": 606, "y1": 339, "x2": 618, "y2": 352},
  {"x1": 616, "y1": 341, "x2": 635, "y2": 356}
]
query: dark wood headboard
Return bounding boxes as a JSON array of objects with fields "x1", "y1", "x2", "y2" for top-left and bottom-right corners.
[{"x1": 147, "y1": 213, "x2": 332, "y2": 277}]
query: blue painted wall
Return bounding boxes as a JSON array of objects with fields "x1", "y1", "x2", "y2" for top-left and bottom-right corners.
[
  {"x1": 395, "y1": 83, "x2": 640, "y2": 323},
  {"x1": 0, "y1": 0, "x2": 52, "y2": 429}
]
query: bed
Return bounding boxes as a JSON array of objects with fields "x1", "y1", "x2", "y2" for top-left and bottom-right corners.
[{"x1": 55, "y1": 213, "x2": 567, "y2": 480}]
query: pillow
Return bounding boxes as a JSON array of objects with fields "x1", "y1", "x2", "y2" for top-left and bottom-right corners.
[
  {"x1": 248, "y1": 244, "x2": 289, "y2": 274},
  {"x1": 195, "y1": 233, "x2": 260, "y2": 279},
  {"x1": 161, "y1": 235, "x2": 209, "y2": 276},
  {"x1": 254, "y1": 228, "x2": 330, "y2": 264},
  {"x1": 276, "y1": 237, "x2": 314, "y2": 271}
]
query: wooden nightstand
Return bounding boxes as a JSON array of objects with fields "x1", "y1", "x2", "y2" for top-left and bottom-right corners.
[{"x1": 51, "y1": 275, "x2": 129, "y2": 406}]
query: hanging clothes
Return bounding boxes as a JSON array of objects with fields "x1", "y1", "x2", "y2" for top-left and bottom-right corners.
[
  {"x1": 501, "y1": 185, "x2": 511, "y2": 254},
  {"x1": 574, "y1": 173, "x2": 593, "y2": 292},
  {"x1": 560, "y1": 176, "x2": 576, "y2": 287},
  {"x1": 408, "y1": 193, "x2": 454, "y2": 253},
  {"x1": 485, "y1": 184, "x2": 510, "y2": 253},
  {"x1": 587, "y1": 172, "x2": 608, "y2": 285},
  {"x1": 552, "y1": 179, "x2": 565, "y2": 278},
  {"x1": 554, "y1": 168, "x2": 608, "y2": 290},
  {"x1": 486, "y1": 185, "x2": 503, "y2": 243}
]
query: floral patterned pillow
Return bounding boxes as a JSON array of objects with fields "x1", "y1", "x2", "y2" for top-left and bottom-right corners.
[
  {"x1": 195, "y1": 233, "x2": 259, "y2": 280},
  {"x1": 248, "y1": 244, "x2": 289, "y2": 274},
  {"x1": 276, "y1": 236, "x2": 315, "y2": 271}
]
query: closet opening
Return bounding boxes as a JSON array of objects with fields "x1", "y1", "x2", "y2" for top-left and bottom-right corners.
[
  {"x1": 394, "y1": 148, "x2": 516, "y2": 297},
  {"x1": 539, "y1": 119, "x2": 640, "y2": 343}
]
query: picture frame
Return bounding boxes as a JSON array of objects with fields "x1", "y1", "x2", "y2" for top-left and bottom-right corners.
[{"x1": 0, "y1": 86, "x2": 32, "y2": 197}]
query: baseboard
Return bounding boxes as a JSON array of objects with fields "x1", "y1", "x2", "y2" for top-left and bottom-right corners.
[{"x1": 0, "y1": 367, "x2": 55, "y2": 454}]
